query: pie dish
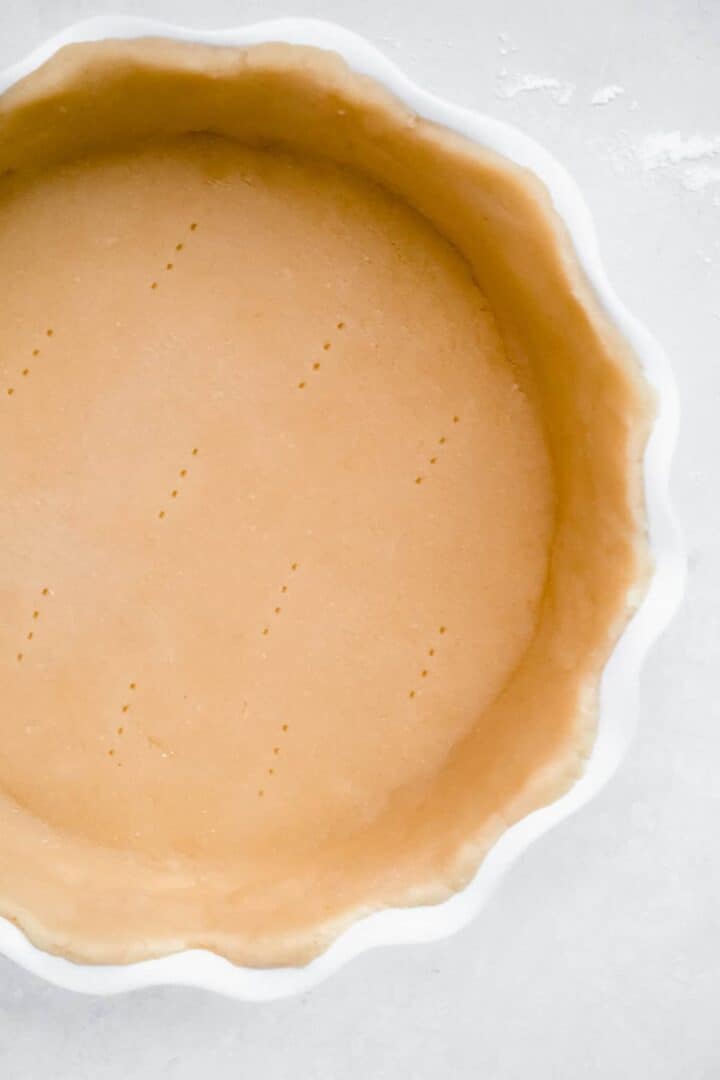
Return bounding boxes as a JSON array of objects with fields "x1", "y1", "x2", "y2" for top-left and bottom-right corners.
[{"x1": 0, "y1": 17, "x2": 683, "y2": 998}]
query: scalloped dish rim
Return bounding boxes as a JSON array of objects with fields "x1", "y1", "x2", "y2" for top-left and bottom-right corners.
[{"x1": 0, "y1": 15, "x2": 684, "y2": 1000}]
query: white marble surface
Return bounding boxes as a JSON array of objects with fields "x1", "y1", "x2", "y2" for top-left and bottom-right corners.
[{"x1": 0, "y1": 1, "x2": 717, "y2": 1076}]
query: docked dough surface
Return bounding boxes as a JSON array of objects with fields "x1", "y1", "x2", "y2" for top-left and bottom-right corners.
[{"x1": 0, "y1": 40, "x2": 648, "y2": 965}]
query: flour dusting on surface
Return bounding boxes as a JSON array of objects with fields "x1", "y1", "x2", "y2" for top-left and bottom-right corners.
[
  {"x1": 496, "y1": 73, "x2": 575, "y2": 105},
  {"x1": 633, "y1": 132, "x2": 720, "y2": 191},
  {"x1": 682, "y1": 164, "x2": 720, "y2": 192},
  {"x1": 591, "y1": 84, "x2": 626, "y2": 106},
  {"x1": 637, "y1": 132, "x2": 720, "y2": 170},
  {"x1": 497, "y1": 32, "x2": 518, "y2": 56}
]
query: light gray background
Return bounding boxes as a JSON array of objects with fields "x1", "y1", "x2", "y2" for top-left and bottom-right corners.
[{"x1": 0, "y1": 1, "x2": 717, "y2": 1077}]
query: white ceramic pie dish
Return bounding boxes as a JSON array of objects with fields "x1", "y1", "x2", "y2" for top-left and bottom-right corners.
[{"x1": 0, "y1": 15, "x2": 684, "y2": 999}]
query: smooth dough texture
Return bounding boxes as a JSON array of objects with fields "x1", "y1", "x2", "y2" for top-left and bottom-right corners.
[{"x1": 0, "y1": 40, "x2": 650, "y2": 966}]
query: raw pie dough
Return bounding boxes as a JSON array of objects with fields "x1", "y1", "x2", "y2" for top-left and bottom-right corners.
[{"x1": 0, "y1": 40, "x2": 650, "y2": 966}]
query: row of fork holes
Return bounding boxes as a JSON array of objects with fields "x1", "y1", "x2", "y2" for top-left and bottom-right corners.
[
  {"x1": 408, "y1": 626, "x2": 447, "y2": 700},
  {"x1": 297, "y1": 322, "x2": 345, "y2": 389},
  {"x1": 158, "y1": 448, "x2": 198, "y2": 520},
  {"x1": 415, "y1": 416, "x2": 460, "y2": 485},
  {"x1": 6, "y1": 329, "x2": 54, "y2": 397},
  {"x1": 150, "y1": 222, "x2": 198, "y2": 290},
  {"x1": 109, "y1": 685, "x2": 171, "y2": 765},
  {"x1": 16, "y1": 588, "x2": 50, "y2": 662},
  {"x1": 108, "y1": 681, "x2": 137, "y2": 764},
  {"x1": 111, "y1": 441, "x2": 200, "y2": 758},
  {"x1": 258, "y1": 562, "x2": 300, "y2": 796}
]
